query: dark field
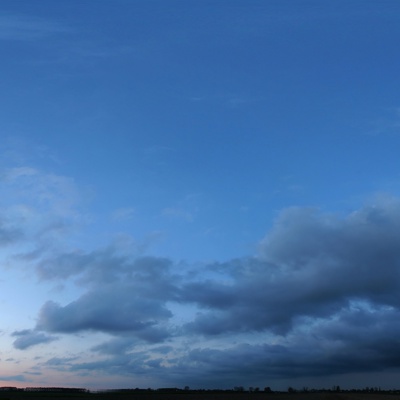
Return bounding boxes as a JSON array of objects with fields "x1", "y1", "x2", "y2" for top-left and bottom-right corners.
[{"x1": 1, "y1": 391, "x2": 400, "y2": 400}]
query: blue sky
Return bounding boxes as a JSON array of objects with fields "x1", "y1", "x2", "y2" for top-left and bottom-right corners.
[{"x1": 1, "y1": 0, "x2": 400, "y2": 391}]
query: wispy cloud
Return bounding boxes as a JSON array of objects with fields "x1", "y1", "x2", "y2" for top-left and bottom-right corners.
[
  {"x1": 111, "y1": 207, "x2": 135, "y2": 222},
  {"x1": 0, "y1": 15, "x2": 70, "y2": 41},
  {"x1": 364, "y1": 106, "x2": 400, "y2": 136},
  {"x1": 12, "y1": 329, "x2": 58, "y2": 350},
  {"x1": 162, "y1": 207, "x2": 193, "y2": 222}
]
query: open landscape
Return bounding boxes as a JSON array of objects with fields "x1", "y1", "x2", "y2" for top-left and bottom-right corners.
[{"x1": 1, "y1": 388, "x2": 400, "y2": 400}]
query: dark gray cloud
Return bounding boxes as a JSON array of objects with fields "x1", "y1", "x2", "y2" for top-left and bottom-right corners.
[
  {"x1": 35, "y1": 253, "x2": 179, "y2": 342},
  {"x1": 36, "y1": 286, "x2": 172, "y2": 340},
  {"x1": 182, "y1": 199, "x2": 400, "y2": 335},
  {"x1": 64, "y1": 304, "x2": 400, "y2": 389},
  {"x1": 187, "y1": 305, "x2": 400, "y2": 385},
  {"x1": 12, "y1": 329, "x2": 57, "y2": 350},
  {"x1": 17, "y1": 196, "x2": 400, "y2": 387}
]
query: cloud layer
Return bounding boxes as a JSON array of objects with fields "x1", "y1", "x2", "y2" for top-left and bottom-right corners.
[{"x1": 9, "y1": 192, "x2": 400, "y2": 388}]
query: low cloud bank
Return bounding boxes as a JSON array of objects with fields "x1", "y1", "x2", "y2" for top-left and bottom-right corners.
[{"x1": 12, "y1": 195, "x2": 400, "y2": 387}]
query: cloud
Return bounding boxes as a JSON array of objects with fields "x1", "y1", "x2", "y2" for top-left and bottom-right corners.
[
  {"x1": 111, "y1": 207, "x2": 135, "y2": 222},
  {"x1": 181, "y1": 196, "x2": 400, "y2": 335},
  {"x1": 0, "y1": 374, "x2": 28, "y2": 382},
  {"x1": 37, "y1": 249, "x2": 179, "y2": 295},
  {"x1": 180, "y1": 304, "x2": 400, "y2": 385},
  {"x1": 0, "y1": 166, "x2": 85, "y2": 257},
  {"x1": 36, "y1": 248, "x2": 116, "y2": 281},
  {"x1": 45, "y1": 356, "x2": 78, "y2": 368},
  {"x1": 67, "y1": 303, "x2": 400, "y2": 388},
  {"x1": 0, "y1": 220, "x2": 22, "y2": 246},
  {"x1": 18, "y1": 194, "x2": 400, "y2": 386},
  {"x1": 36, "y1": 286, "x2": 173, "y2": 341},
  {"x1": 162, "y1": 207, "x2": 193, "y2": 222},
  {"x1": 0, "y1": 15, "x2": 70, "y2": 41},
  {"x1": 91, "y1": 337, "x2": 137, "y2": 356},
  {"x1": 12, "y1": 329, "x2": 58, "y2": 350},
  {"x1": 30, "y1": 250, "x2": 181, "y2": 344}
]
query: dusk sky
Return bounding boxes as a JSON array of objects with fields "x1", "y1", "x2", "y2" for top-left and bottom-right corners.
[{"x1": 1, "y1": 0, "x2": 400, "y2": 391}]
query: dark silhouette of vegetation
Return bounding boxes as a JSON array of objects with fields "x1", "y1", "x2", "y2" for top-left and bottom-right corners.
[{"x1": 0, "y1": 385, "x2": 399, "y2": 400}]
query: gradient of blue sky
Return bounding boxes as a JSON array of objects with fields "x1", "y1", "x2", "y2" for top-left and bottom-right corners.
[{"x1": 1, "y1": 0, "x2": 400, "y2": 391}]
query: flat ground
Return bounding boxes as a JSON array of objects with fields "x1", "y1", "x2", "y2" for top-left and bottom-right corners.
[{"x1": 0, "y1": 392, "x2": 400, "y2": 400}]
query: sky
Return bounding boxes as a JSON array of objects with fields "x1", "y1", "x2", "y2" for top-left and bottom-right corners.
[{"x1": 1, "y1": 0, "x2": 400, "y2": 391}]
